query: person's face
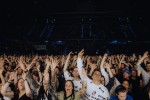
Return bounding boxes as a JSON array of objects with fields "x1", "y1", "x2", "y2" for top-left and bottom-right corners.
[
  {"x1": 121, "y1": 64, "x2": 125, "y2": 68},
  {"x1": 117, "y1": 92, "x2": 127, "y2": 100},
  {"x1": 123, "y1": 72, "x2": 130, "y2": 79},
  {"x1": 5, "y1": 71, "x2": 10, "y2": 79},
  {"x1": 54, "y1": 68, "x2": 60, "y2": 75},
  {"x1": 140, "y1": 80, "x2": 143, "y2": 87},
  {"x1": 7, "y1": 66, "x2": 12, "y2": 71},
  {"x1": 92, "y1": 71, "x2": 101, "y2": 81},
  {"x1": 72, "y1": 68, "x2": 78, "y2": 77},
  {"x1": 18, "y1": 79, "x2": 25, "y2": 90},
  {"x1": 131, "y1": 70, "x2": 136, "y2": 77},
  {"x1": 65, "y1": 81, "x2": 73, "y2": 93},
  {"x1": 101, "y1": 77, "x2": 105, "y2": 85},
  {"x1": 12, "y1": 62, "x2": 16, "y2": 66},
  {"x1": 43, "y1": 78, "x2": 48, "y2": 87},
  {"x1": 18, "y1": 68, "x2": 23, "y2": 75},
  {"x1": 146, "y1": 64, "x2": 150, "y2": 72},
  {"x1": 122, "y1": 81, "x2": 129, "y2": 90},
  {"x1": 33, "y1": 75, "x2": 38, "y2": 81}
]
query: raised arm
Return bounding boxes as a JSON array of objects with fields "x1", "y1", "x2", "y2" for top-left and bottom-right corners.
[
  {"x1": 1, "y1": 72, "x2": 14, "y2": 98},
  {"x1": 104, "y1": 62, "x2": 113, "y2": 78},
  {"x1": 78, "y1": 68, "x2": 87, "y2": 96},
  {"x1": 77, "y1": 49, "x2": 84, "y2": 80},
  {"x1": 100, "y1": 53, "x2": 109, "y2": 86},
  {"x1": 44, "y1": 58, "x2": 51, "y2": 84},
  {"x1": 136, "y1": 51, "x2": 149, "y2": 67},
  {"x1": 88, "y1": 63, "x2": 97, "y2": 77},
  {"x1": 63, "y1": 52, "x2": 72, "y2": 72},
  {"x1": 14, "y1": 70, "x2": 18, "y2": 85},
  {"x1": 22, "y1": 72, "x2": 32, "y2": 97},
  {"x1": 25, "y1": 55, "x2": 38, "y2": 71},
  {"x1": 118, "y1": 55, "x2": 125, "y2": 69},
  {"x1": 136, "y1": 51, "x2": 150, "y2": 86},
  {"x1": 0, "y1": 67, "x2": 5, "y2": 86},
  {"x1": 36, "y1": 62, "x2": 42, "y2": 83},
  {"x1": 50, "y1": 57, "x2": 59, "y2": 90}
]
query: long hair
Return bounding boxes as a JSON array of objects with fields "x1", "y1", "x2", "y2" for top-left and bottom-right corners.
[
  {"x1": 37, "y1": 77, "x2": 52, "y2": 100},
  {"x1": 63, "y1": 80, "x2": 75, "y2": 100}
]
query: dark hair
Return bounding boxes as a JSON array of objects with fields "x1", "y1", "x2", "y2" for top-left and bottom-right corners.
[
  {"x1": 146, "y1": 62, "x2": 150, "y2": 66},
  {"x1": 63, "y1": 80, "x2": 75, "y2": 100},
  {"x1": 91, "y1": 68, "x2": 102, "y2": 76},
  {"x1": 115, "y1": 85, "x2": 126, "y2": 95},
  {"x1": 122, "y1": 79, "x2": 130, "y2": 85},
  {"x1": 145, "y1": 79, "x2": 150, "y2": 93},
  {"x1": 32, "y1": 71, "x2": 39, "y2": 77},
  {"x1": 69, "y1": 67, "x2": 80, "y2": 78},
  {"x1": 101, "y1": 75, "x2": 105, "y2": 85},
  {"x1": 37, "y1": 77, "x2": 52, "y2": 100}
]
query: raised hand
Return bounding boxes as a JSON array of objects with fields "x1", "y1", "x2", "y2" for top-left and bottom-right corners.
[
  {"x1": 137, "y1": 69, "x2": 142, "y2": 76},
  {"x1": 89, "y1": 63, "x2": 97, "y2": 70},
  {"x1": 78, "y1": 49, "x2": 84, "y2": 58},
  {"x1": 0, "y1": 57, "x2": 4, "y2": 68},
  {"x1": 36, "y1": 62, "x2": 40, "y2": 71},
  {"x1": 22, "y1": 72, "x2": 27, "y2": 80},
  {"x1": 143, "y1": 51, "x2": 149, "y2": 58},
  {"x1": 18, "y1": 57, "x2": 26, "y2": 71},
  {"x1": 103, "y1": 62, "x2": 110, "y2": 69},
  {"x1": 8, "y1": 72, "x2": 15, "y2": 82},
  {"x1": 104, "y1": 53, "x2": 108, "y2": 58},
  {"x1": 0, "y1": 67, "x2": 4, "y2": 76},
  {"x1": 82, "y1": 68, "x2": 87, "y2": 79},
  {"x1": 51, "y1": 58, "x2": 60, "y2": 71}
]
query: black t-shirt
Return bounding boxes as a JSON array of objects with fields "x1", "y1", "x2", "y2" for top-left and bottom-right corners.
[{"x1": 13, "y1": 93, "x2": 31, "y2": 100}]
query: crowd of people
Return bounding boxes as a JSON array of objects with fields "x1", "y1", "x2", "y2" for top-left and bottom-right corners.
[{"x1": 0, "y1": 50, "x2": 150, "y2": 100}]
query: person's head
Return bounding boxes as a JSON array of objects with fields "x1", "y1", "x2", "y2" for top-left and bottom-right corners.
[
  {"x1": 101, "y1": 76, "x2": 105, "y2": 85},
  {"x1": 131, "y1": 69, "x2": 137, "y2": 77},
  {"x1": 18, "y1": 78, "x2": 25, "y2": 91},
  {"x1": 146, "y1": 62, "x2": 150, "y2": 72},
  {"x1": 115, "y1": 85, "x2": 127, "y2": 100},
  {"x1": 54, "y1": 67, "x2": 60, "y2": 76},
  {"x1": 5, "y1": 71, "x2": 10, "y2": 80},
  {"x1": 92, "y1": 69, "x2": 102, "y2": 82},
  {"x1": 140, "y1": 79, "x2": 143, "y2": 87},
  {"x1": 122, "y1": 79, "x2": 130, "y2": 91},
  {"x1": 122, "y1": 69, "x2": 130, "y2": 79},
  {"x1": 42, "y1": 77, "x2": 48, "y2": 87},
  {"x1": 17, "y1": 67, "x2": 23, "y2": 75},
  {"x1": 7, "y1": 66, "x2": 12, "y2": 71},
  {"x1": 32, "y1": 71, "x2": 39, "y2": 82},
  {"x1": 71, "y1": 67, "x2": 79, "y2": 77},
  {"x1": 121, "y1": 63, "x2": 125, "y2": 69},
  {"x1": 64, "y1": 80, "x2": 74, "y2": 93}
]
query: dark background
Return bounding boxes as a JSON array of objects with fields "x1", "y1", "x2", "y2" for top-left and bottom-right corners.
[{"x1": 1, "y1": 0, "x2": 150, "y2": 55}]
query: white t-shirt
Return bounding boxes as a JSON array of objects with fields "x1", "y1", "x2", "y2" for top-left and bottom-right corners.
[
  {"x1": 77, "y1": 58, "x2": 110, "y2": 100},
  {"x1": 64, "y1": 71, "x2": 82, "y2": 91},
  {"x1": 1, "y1": 86, "x2": 11, "y2": 100},
  {"x1": 84, "y1": 77, "x2": 110, "y2": 100}
]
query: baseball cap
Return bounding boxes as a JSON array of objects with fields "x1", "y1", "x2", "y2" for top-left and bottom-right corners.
[{"x1": 122, "y1": 69, "x2": 130, "y2": 74}]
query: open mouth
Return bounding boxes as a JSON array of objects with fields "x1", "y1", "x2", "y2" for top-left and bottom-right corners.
[{"x1": 66, "y1": 89, "x2": 70, "y2": 91}]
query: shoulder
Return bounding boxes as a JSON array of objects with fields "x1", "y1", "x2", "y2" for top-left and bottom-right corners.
[
  {"x1": 110, "y1": 96, "x2": 118, "y2": 100},
  {"x1": 100, "y1": 84, "x2": 109, "y2": 91},
  {"x1": 57, "y1": 91, "x2": 64, "y2": 99},
  {"x1": 74, "y1": 92, "x2": 80, "y2": 100},
  {"x1": 126, "y1": 95, "x2": 133, "y2": 100}
]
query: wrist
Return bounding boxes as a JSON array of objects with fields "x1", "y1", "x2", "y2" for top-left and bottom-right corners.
[
  {"x1": 37, "y1": 69, "x2": 40, "y2": 72},
  {"x1": 7, "y1": 80, "x2": 12, "y2": 83},
  {"x1": 24, "y1": 79, "x2": 27, "y2": 81},
  {"x1": 24, "y1": 69, "x2": 28, "y2": 73}
]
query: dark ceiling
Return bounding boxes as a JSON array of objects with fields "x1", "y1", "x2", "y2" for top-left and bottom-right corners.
[
  {"x1": 0, "y1": 0, "x2": 150, "y2": 54},
  {"x1": 1, "y1": 0, "x2": 150, "y2": 41}
]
